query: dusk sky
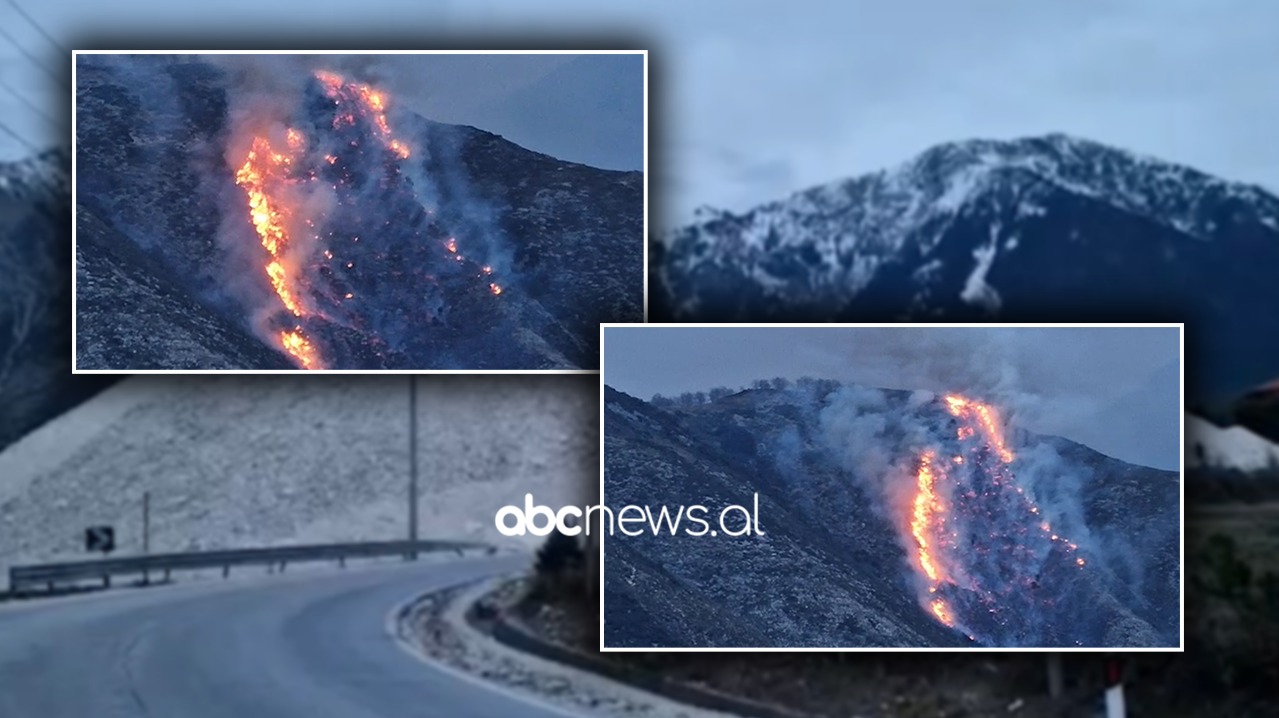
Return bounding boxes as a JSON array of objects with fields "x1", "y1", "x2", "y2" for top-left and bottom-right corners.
[
  {"x1": 604, "y1": 325, "x2": 1182, "y2": 470},
  {"x1": 5, "y1": 0, "x2": 1276, "y2": 224}
]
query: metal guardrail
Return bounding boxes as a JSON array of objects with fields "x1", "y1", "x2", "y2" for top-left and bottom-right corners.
[{"x1": 8, "y1": 539, "x2": 493, "y2": 595}]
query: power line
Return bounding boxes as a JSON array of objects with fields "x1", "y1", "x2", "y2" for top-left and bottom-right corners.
[
  {"x1": 0, "y1": 23, "x2": 67, "y2": 90},
  {"x1": 4, "y1": 0, "x2": 68, "y2": 57},
  {"x1": 0, "y1": 75, "x2": 60, "y2": 129}
]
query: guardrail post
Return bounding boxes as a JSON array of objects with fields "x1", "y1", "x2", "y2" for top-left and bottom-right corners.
[
  {"x1": 164, "y1": 568, "x2": 170, "y2": 582},
  {"x1": 280, "y1": 562, "x2": 287, "y2": 573},
  {"x1": 102, "y1": 575, "x2": 110, "y2": 589},
  {"x1": 1104, "y1": 656, "x2": 1125, "y2": 718},
  {"x1": 223, "y1": 565, "x2": 229, "y2": 579},
  {"x1": 1047, "y1": 653, "x2": 1064, "y2": 699},
  {"x1": 339, "y1": 556, "x2": 346, "y2": 568}
]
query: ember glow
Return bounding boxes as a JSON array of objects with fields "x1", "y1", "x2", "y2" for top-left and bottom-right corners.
[
  {"x1": 944, "y1": 395, "x2": 1014, "y2": 463},
  {"x1": 904, "y1": 393, "x2": 1088, "y2": 642},
  {"x1": 315, "y1": 69, "x2": 411, "y2": 159}
]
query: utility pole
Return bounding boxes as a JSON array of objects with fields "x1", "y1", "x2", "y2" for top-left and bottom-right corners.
[
  {"x1": 143, "y1": 491, "x2": 150, "y2": 554},
  {"x1": 408, "y1": 374, "x2": 418, "y2": 559},
  {"x1": 141, "y1": 490, "x2": 151, "y2": 584},
  {"x1": 1045, "y1": 653, "x2": 1064, "y2": 701}
]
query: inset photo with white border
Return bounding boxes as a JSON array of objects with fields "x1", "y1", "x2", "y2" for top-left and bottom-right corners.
[
  {"x1": 598, "y1": 323, "x2": 1184, "y2": 651},
  {"x1": 73, "y1": 50, "x2": 646, "y2": 373}
]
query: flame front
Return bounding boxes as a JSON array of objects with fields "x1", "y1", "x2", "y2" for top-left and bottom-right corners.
[
  {"x1": 906, "y1": 393, "x2": 1087, "y2": 641},
  {"x1": 912, "y1": 451, "x2": 957, "y2": 626},
  {"x1": 235, "y1": 132, "x2": 322, "y2": 369},
  {"x1": 316, "y1": 70, "x2": 411, "y2": 159},
  {"x1": 231, "y1": 70, "x2": 506, "y2": 369},
  {"x1": 279, "y1": 329, "x2": 318, "y2": 370},
  {"x1": 912, "y1": 451, "x2": 946, "y2": 584},
  {"x1": 944, "y1": 395, "x2": 1014, "y2": 463}
]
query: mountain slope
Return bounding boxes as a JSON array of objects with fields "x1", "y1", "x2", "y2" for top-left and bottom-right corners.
[
  {"x1": 0, "y1": 375, "x2": 596, "y2": 587},
  {"x1": 74, "y1": 55, "x2": 642, "y2": 370},
  {"x1": 0, "y1": 149, "x2": 116, "y2": 453},
  {"x1": 655, "y1": 134, "x2": 1279, "y2": 402},
  {"x1": 603, "y1": 383, "x2": 1179, "y2": 648}
]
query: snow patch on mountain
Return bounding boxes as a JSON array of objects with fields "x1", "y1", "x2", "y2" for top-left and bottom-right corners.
[
  {"x1": 960, "y1": 223, "x2": 1002, "y2": 312},
  {"x1": 0, "y1": 379, "x2": 170, "y2": 508},
  {"x1": 0, "y1": 148, "x2": 67, "y2": 204},
  {"x1": 1186, "y1": 415, "x2": 1279, "y2": 472}
]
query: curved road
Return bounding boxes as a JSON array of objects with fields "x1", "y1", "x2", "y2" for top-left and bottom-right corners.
[{"x1": 0, "y1": 555, "x2": 583, "y2": 718}]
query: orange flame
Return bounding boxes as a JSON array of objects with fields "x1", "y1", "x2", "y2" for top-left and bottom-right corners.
[
  {"x1": 489, "y1": 283, "x2": 503, "y2": 296},
  {"x1": 908, "y1": 393, "x2": 1088, "y2": 634},
  {"x1": 930, "y1": 598, "x2": 956, "y2": 627},
  {"x1": 315, "y1": 70, "x2": 411, "y2": 159},
  {"x1": 910, "y1": 452, "x2": 956, "y2": 628},
  {"x1": 279, "y1": 329, "x2": 319, "y2": 370},
  {"x1": 911, "y1": 451, "x2": 945, "y2": 583},
  {"x1": 234, "y1": 131, "x2": 323, "y2": 369},
  {"x1": 944, "y1": 395, "x2": 1014, "y2": 463},
  {"x1": 265, "y1": 260, "x2": 302, "y2": 316}
]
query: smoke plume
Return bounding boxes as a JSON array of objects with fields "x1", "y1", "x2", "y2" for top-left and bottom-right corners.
[{"x1": 773, "y1": 380, "x2": 1112, "y2": 646}]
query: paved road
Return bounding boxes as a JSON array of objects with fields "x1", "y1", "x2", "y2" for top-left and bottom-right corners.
[{"x1": 0, "y1": 555, "x2": 582, "y2": 718}]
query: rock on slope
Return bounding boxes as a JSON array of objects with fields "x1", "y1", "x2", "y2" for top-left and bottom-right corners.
[
  {"x1": 0, "y1": 375, "x2": 597, "y2": 587},
  {"x1": 655, "y1": 134, "x2": 1279, "y2": 403},
  {"x1": 603, "y1": 383, "x2": 1179, "y2": 648}
]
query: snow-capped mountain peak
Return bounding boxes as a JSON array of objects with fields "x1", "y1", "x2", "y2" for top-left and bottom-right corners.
[
  {"x1": 656, "y1": 134, "x2": 1279, "y2": 402},
  {"x1": 0, "y1": 148, "x2": 69, "y2": 205}
]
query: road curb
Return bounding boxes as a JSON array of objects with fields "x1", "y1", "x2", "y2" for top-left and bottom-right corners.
[{"x1": 472, "y1": 582, "x2": 810, "y2": 718}]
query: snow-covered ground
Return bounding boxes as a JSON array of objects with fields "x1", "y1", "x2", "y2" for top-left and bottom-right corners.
[
  {"x1": 1186, "y1": 414, "x2": 1279, "y2": 472},
  {"x1": 0, "y1": 375, "x2": 596, "y2": 588}
]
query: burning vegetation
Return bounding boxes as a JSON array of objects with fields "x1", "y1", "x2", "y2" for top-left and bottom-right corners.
[
  {"x1": 907, "y1": 394, "x2": 1086, "y2": 644},
  {"x1": 231, "y1": 69, "x2": 506, "y2": 369}
]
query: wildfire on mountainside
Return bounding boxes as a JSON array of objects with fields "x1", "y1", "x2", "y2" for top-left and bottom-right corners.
[
  {"x1": 907, "y1": 394, "x2": 1086, "y2": 642},
  {"x1": 231, "y1": 69, "x2": 506, "y2": 369}
]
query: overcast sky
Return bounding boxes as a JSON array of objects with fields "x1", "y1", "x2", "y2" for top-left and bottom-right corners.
[
  {"x1": 604, "y1": 325, "x2": 1182, "y2": 469},
  {"x1": 5, "y1": 0, "x2": 1275, "y2": 223}
]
